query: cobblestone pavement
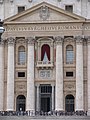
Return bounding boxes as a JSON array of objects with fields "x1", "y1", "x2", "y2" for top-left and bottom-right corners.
[{"x1": 0, "y1": 116, "x2": 90, "y2": 120}]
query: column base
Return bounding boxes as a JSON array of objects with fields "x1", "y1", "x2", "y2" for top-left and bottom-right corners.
[
  {"x1": 27, "y1": 110, "x2": 35, "y2": 116},
  {"x1": 87, "y1": 110, "x2": 90, "y2": 116}
]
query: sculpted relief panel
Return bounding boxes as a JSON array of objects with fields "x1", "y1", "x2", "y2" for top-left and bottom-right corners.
[
  {"x1": 15, "y1": 82, "x2": 26, "y2": 92},
  {"x1": 64, "y1": 82, "x2": 75, "y2": 91}
]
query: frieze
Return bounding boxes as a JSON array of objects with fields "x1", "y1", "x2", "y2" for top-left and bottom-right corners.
[{"x1": 5, "y1": 24, "x2": 83, "y2": 32}]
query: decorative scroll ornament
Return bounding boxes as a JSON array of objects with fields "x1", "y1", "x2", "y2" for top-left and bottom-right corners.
[{"x1": 39, "y1": 6, "x2": 50, "y2": 20}]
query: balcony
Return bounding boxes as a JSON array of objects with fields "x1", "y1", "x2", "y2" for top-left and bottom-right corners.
[{"x1": 36, "y1": 61, "x2": 54, "y2": 68}]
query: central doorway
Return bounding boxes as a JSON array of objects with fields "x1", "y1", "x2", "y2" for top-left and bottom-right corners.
[
  {"x1": 40, "y1": 85, "x2": 52, "y2": 112},
  {"x1": 41, "y1": 97, "x2": 50, "y2": 112}
]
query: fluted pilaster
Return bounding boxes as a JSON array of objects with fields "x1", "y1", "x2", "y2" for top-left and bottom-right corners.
[
  {"x1": 0, "y1": 39, "x2": 4, "y2": 111},
  {"x1": 26, "y1": 37, "x2": 35, "y2": 111},
  {"x1": 87, "y1": 36, "x2": 90, "y2": 115},
  {"x1": 75, "y1": 36, "x2": 84, "y2": 111},
  {"x1": 7, "y1": 37, "x2": 15, "y2": 111},
  {"x1": 36, "y1": 85, "x2": 40, "y2": 111},
  {"x1": 55, "y1": 36, "x2": 63, "y2": 111}
]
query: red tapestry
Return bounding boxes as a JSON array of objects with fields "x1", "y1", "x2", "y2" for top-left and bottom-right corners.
[{"x1": 41, "y1": 44, "x2": 50, "y2": 61}]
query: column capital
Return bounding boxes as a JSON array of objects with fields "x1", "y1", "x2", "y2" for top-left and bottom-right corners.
[
  {"x1": 55, "y1": 36, "x2": 63, "y2": 45},
  {"x1": 85, "y1": 36, "x2": 90, "y2": 44},
  {"x1": 27, "y1": 37, "x2": 35, "y2": 45},
  {"x1": 0, "y1": 39, "x2": 4, "y2": 46},
  {"x1": 75, "y1": 36, "x2": 83, "y2": 44},
  {"x1": 7, "y1": 37, "x2": 15, "y2": 45}
]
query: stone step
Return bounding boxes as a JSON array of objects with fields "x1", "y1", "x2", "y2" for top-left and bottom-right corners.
[{"x1": 0, "y1": 116, "x2": 90, "y2": 120}]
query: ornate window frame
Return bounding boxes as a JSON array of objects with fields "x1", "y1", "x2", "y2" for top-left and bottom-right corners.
[{"x1": 64, "y1": 37, "x2": 76, "y2": 66}]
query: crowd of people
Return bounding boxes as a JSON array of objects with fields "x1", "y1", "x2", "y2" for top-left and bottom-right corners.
[{"x1": 0, "y1": 110, "x2": 87, "y2": 116}]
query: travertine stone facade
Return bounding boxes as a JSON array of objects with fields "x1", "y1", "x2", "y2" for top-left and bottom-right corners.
[{"x1": 0, "y1": 1, "x2": 90, "y2": 115}]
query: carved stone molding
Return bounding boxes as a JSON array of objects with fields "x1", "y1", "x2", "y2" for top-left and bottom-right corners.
[
  {"x1": 16, "y1": 38, "x2": 26, "y2": 44},
  {"x1": 55, "y1": 36, "x2": 63, "y2": 45},
  {"x1": 75, "y1": 36, "x2": 83, "y2": 44},
  {"x1": 64, "y1": 83, "x2": 75, "y2": 91},
  {"x1": 7, "y1": 37, "x2": 15, "y2": 45},
  {"x1": 64, "y1": 37, "x2": 74, "y2": 43},
  {"x1": 27, "y1": 37, "x2": 35, "y2": 45},
  {"x1": 15, "y1": 83, "x2": 26, "y2": 91}
]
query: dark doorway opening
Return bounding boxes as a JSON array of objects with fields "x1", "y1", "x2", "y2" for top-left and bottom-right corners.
[
  {"x1": 40, "y1": 85, "x2": 52, "y2": 112},
  {"x1": 65, "y1": 94, "x2": 74, "y2": 112},
  {"x1": 16, "y1": 95, "x2": 26, "y2": 111},
  {"x1": 41, "y1": 97, "x2": 50, "y2": 112}
]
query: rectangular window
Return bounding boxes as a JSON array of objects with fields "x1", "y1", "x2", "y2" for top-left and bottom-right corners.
[
  {"x1": 18, "y1": 72, "x2": 25, "y2": 77},
  {"x1": 66, "y1": 51, "x2": 74, "y2": 64},
  {"x1": 64, "y1": 36, "x2": 73, "y2": 39},
  {"x1": 18, "y1": 6, "x2": 25, "y2": 13},
  {"x1": 40, "y1": 85, "x2": 52, "y2": 93},
  {"x1": 65, "y1": 5, "x2": 73, "y2": 13},
  {"x1": 19, "y1": 51, "x2": 26, "y2": 65},
  {"x1": 66, "y1": 72, "x2": 73, "y2": 77}
]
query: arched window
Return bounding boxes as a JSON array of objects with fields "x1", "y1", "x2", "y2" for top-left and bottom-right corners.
[
  {"x1": 41, "y1": 44, "x2": 50, "y2": 63},
  {"x1": 16, "y1": 95, "x2": 26, "y2": 111},
  {"x1": 65, "y1": 94, "x2": 74, "y2": 112},
  {"x1": 18, "y1": 46, "x2": 26, "y2": 65},
  {"x1": 66, "y1": 45, "x2": 74, "y2": 64}
]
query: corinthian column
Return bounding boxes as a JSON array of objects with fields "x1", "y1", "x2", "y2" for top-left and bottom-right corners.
[
  {"x1": 26, "y1": 37, "x2": 35, "y2": 111},
  {"x1": 87, "y1": 37, "x2": 90, "y2": 115},
  {"x1": 7, "y1": 37, "x2": 15, "y2": 111},
  {"x1": 0, "y1": 40, "x2": 4, "y2": 111},
  {"x1": 75, "y1": 36, "x2": 84, "y2": 111},
  {"x1": 55, "y1": 36, "x2": 63, "y2": 111}
]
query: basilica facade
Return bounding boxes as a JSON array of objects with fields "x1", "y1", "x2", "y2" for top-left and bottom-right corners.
[{"x1": 0, "y1": 1, "x2": 90, "y2": 115}]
